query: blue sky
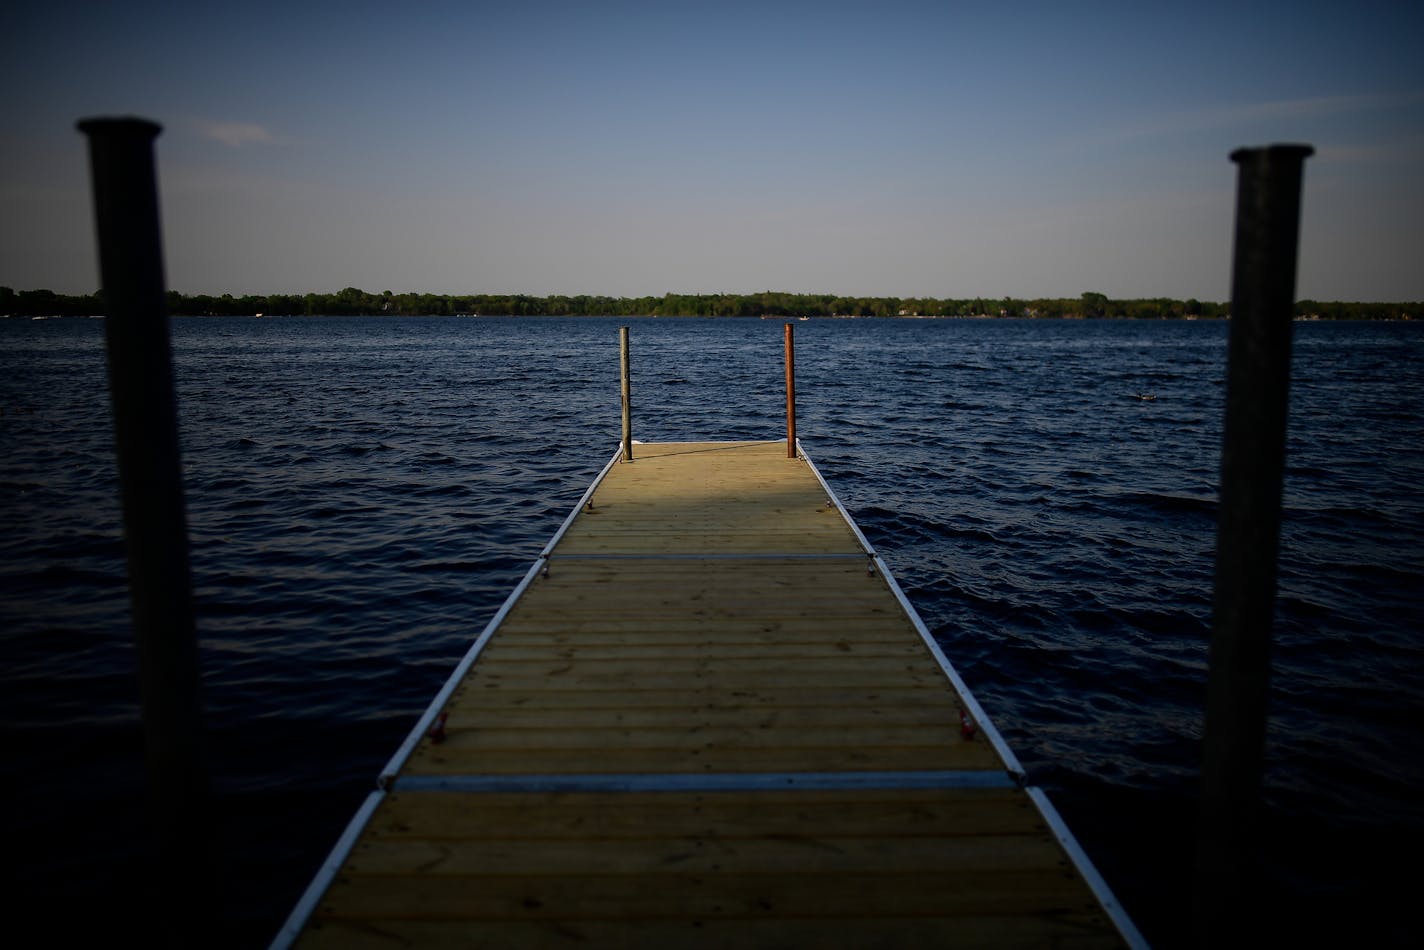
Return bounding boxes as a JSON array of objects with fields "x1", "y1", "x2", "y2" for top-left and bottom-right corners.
[{"x1": 4, "y1": 0, "x2": 1421, "y2": 301}]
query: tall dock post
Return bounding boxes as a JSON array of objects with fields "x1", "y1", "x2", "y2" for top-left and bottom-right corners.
[
  {"x1": 1195, "y1": 143, "x2": 1312, "y2": 946},
  {"x1": 78, "y1": 116, "x2": 210, "y2": 944},
  {"x1": 784, "y1": 322, "x2": 797, "y2": 457},
  {"x1": 620, "y1": 326, "x2": 633, "y2": 462}
]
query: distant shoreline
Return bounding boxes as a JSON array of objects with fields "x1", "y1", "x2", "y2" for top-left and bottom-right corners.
[{"x1": 1, "y1": 286, "x2": 1417, "y2": 321}]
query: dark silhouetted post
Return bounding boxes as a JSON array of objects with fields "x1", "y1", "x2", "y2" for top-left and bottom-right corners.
[
  {"x1": 78, "y1": 116, "x2": 210, "y2": 944},
  {"x1": 784, "y1": 322, "x2": 796, "y2": 457},
  {"x1": 620, "y1": 326, "x2": 633, "y2": 461},
  {"x1": 1195, "y1": 143, "x2": 1312, "y2": 947}
]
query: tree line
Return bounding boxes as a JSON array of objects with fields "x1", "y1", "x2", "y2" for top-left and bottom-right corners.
[{"x1": 1, "y1": 285, "x2": 1416, "y2": 321}]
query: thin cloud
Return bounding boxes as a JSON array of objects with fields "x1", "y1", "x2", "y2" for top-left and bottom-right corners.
[
  {"x1": 1315, "y1": 134, "x2": 1424, "y2": 165},
  {"x1": 199, "y1": 120, "x2": 276, "y2": 147},
  {"x1": 1105, "y1": 90, "x2": 1424, "y2": 144},
  {"x1": 1198, "y1": 90, "x2": 1423, "y2": 126}
]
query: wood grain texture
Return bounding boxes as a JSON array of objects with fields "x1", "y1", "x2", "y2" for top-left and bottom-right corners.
[{"x1": 293, "y1": 442, "x2": 1126, "y2": 947}]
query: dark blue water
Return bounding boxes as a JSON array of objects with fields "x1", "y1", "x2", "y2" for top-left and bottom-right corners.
[{"x1": 2, "y1": 315, "x2": 1421, "y2": 947}]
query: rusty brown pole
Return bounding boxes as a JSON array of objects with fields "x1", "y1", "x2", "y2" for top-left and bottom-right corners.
[
  {"x1": 78, "y1": 115, "x2": 210, "y2": 945},
  {"x1": 784, "y1": 322, "x2": 797, "y2": 457},
  {"x1": 1195, "y1": 143, "x2": 1312, "y2": 947},
  {"x1": 620, "y1": 326, "x2": 633, "y2": 462}
]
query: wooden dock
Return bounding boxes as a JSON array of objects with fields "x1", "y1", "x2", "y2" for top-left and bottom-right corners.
[{"x1": 274, "y1": 440, "x2": 1144, "y2": 948}]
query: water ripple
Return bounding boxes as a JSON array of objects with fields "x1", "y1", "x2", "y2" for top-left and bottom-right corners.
[{"x1": 1, "y1": 315, "x2": 1420, "y2": 947}]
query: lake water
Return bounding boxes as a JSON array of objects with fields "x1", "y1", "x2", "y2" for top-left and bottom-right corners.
[{"x1": 2, "y1": 315, "x2": 1421, "y2": 947}]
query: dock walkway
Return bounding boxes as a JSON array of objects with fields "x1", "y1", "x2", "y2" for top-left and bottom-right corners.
[{"x1": 276, "y1": 441, "x2": 1142, "y2": 948}]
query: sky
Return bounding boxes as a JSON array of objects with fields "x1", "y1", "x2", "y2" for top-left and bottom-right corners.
[{"x1": 3, "y1": 0, "x2": 1421, "y2": 302}]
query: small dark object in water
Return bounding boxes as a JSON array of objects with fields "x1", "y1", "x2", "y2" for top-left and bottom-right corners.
[{"x1": 1135, "y1": 393, "x2": 1156, "y2": 402}]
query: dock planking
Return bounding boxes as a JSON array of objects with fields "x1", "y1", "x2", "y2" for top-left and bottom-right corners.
[{"x1": 276, "y1": 440, "x2": 1143, "y2": 948}]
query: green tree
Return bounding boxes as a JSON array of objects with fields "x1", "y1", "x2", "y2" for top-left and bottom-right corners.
[{"x1": 1080, "y1": 292, "x2": 1108, "y2": 318}]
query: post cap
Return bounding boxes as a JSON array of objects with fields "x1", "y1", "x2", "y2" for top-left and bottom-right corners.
[
  {"x1": 1230, "y1": 144, "x2": 1314, "y2": 164},
  {"x1": 77, "y1": 116, "x2": 163, "y2": 139}
]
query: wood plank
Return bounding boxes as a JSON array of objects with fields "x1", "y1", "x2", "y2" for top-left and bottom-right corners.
[
  {"x1": 439, "y1": 685, "x2": 956, "y2": 710},
  {"x1": 408, "y1": 703, "x2": 962, "y2": 729},
  {"x1": 479, "y1": 641, "x2": 930, "y2": 661},
  {"x1": 504, "y1": 586, "x2": 900, "y2": 611},
  {"x1": 497, "y1": 606, "x2": 903, "y2": 624},
  {"x1": 285, "y1": 442, "x2": 1131, "y2": 948},
  {"x1": 344, "y1": 831, "x2": 1065, "y2": 875},
  {"x1": 554, "y1": 443, "x2": 864, "y2": 557},
  {"x1": 314, "y1": 868, "x2": 1101, "y2": 920},
  {"x1": 299, "y1": 914, "x2": 1123, "y2": 950},
  {"x1": 366, "y1": 789, "x2": 1044, "y2": 837},
  {"x1": 452, "y1": 670, "x2": 951, "y2": 690},
  {"x1": 461, "y1": 655, "x2": 949, "y2": 677},
  {"x1": 487, "y1": 622, "x2": 918, "y2": 642},
  {"x1": 404, "y1": 743, "x2": 998, "y2": 774},
  {"x1": 418, "y1": 721, "x2": 975, "y2": 752}
]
